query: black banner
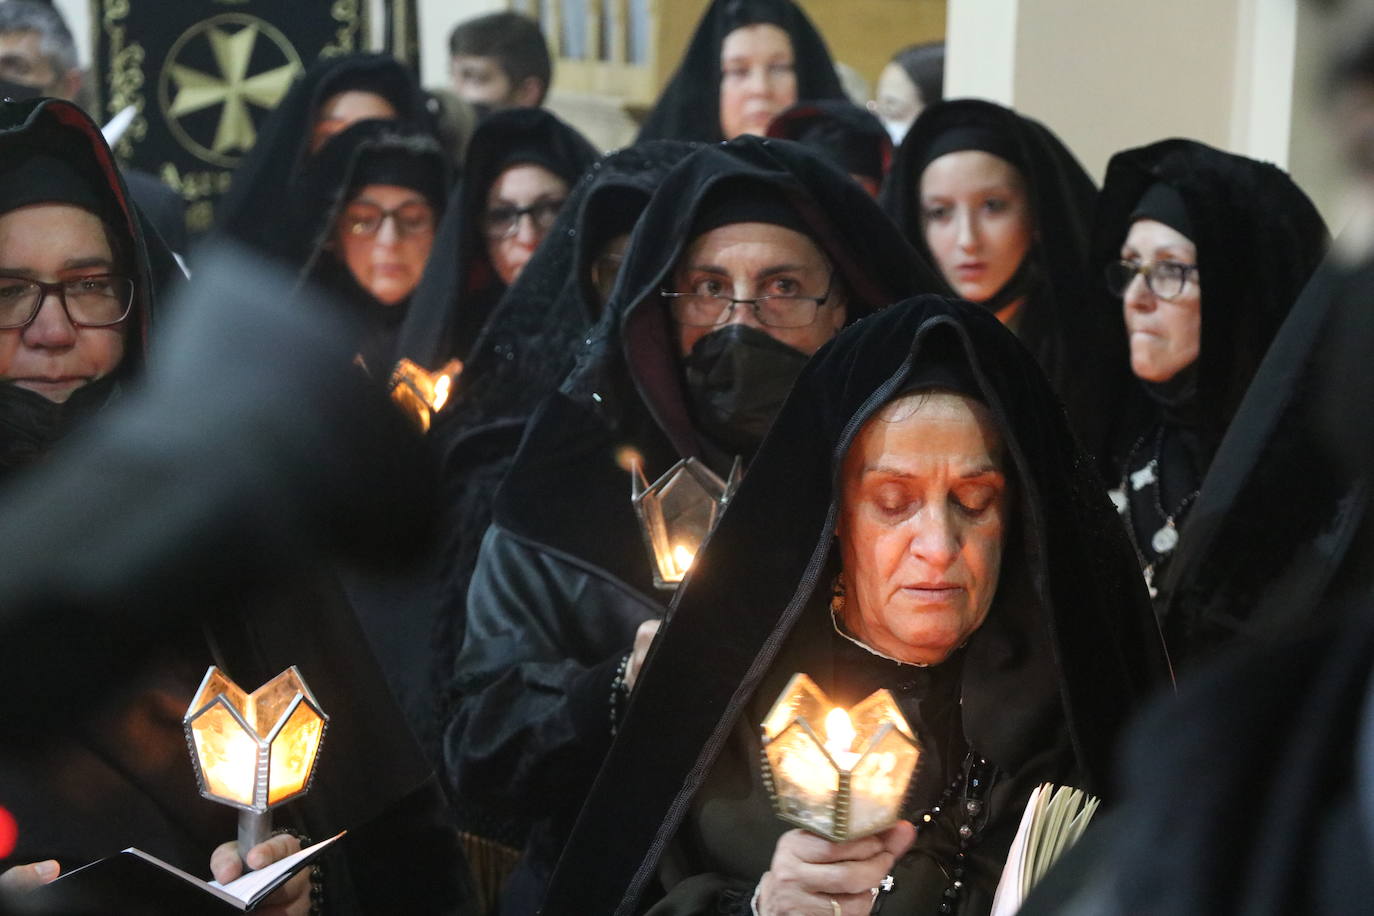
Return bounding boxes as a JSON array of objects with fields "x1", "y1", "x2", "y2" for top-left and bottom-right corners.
[{"x1": 90, "y1": 0, "x2": 370, "y2": 234}]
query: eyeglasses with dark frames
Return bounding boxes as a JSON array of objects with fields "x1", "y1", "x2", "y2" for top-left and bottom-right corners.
[
  {"x1": 0, "y1": 274, "x2": 135, "y2": 329},
  {"x1": 342, "y1": 201, "x2": 436, "y2": 238},
  {"x1": 1105, "y1": 259, "x2": 1199, "y2": 302},
  {"x1": 660, "y1": 271, "x2": 836, "y2": 329},
  {"x1": 483, "y1": 198, "x2": 567, "y2": 240}
]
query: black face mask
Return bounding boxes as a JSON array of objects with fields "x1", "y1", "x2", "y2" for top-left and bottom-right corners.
[
  {"x1": 0, "y1": 77, "x2": 45, "y2": 102},
  {"x1": 682, "y1": 323, "x2": 810, "y2": 459}
]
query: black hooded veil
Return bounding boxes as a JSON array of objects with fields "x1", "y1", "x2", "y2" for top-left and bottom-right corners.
[
  {"x1": 289, "y1": 118, "x2": 450, "y2": 373},
  {"x1": 438, "y1": 136, "x2": 944, "y2": 904},
  {"x1": 1088, "y1": 140, "x2": 1328, "y2": 657},
  {"x1": 395, "y1": 107, "x2": 598, "y2": 370},
  {"x1": 0, "y1": 98, "x2": 178, "y2": 481},
  {"x1": 544, "y1": 296, "x2": 1170, "y2": 914},
  {"x1": 880, "y1": 99, "x2": 1108, "y2": 438},
  {"x1": 636, "y1": 0, "x2": 847, "y2": 144},
  {"x1": 212, "y1": 52, "x2": 429, "y2": 262}
]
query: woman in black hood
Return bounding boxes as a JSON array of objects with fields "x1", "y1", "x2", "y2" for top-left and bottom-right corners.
[
  {"x1": 881, "y1": 99, "x2": 1106, "y2": 435},
  {"x1": 542, "y1": 296, "x2": 1170, "y2": 915},
  {"x1": 765, "y1": 99, "x2": 891, "y2": 196},
  {"x1": 0, "y1": 97, "x2": 176, "y2": 481},
  {"x1": 637, "y1": 0, "x2": 847, "y2": 144},
  {"x1": 439, "y1": 136, "x2": 943, "y2": 910},
  {"x1": 1091, "y1": 140, "x2": 1327, "y2": 658},
  {"x1": 293, "y1": 118, "x2": 450, "y2": 374},
  {"x1": 396, "y1": 106, "x2": 598, "y2": 370},
  {"x1": 213, "y1": 52, "x2": 429, "y2": 262}
]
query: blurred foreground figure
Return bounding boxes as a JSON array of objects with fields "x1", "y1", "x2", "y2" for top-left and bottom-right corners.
[{"x1": 0, "y1": 237, "x2": 472, "y2": 913}]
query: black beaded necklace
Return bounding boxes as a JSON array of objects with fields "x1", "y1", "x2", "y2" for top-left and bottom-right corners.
[{"x1": 870, "y1": 750, "x2": 997, "y2": 914}]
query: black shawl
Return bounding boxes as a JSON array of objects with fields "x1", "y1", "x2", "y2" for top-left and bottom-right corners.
[
  {"x1": 492, "y1": 136, "x2": 944, "y2": 602},
  {"x1": 213, "y1": 52, "x2": 429, "y2": 263},
  {"x1": 636, "y1": 0, "x2": 846, "y2": 144},
  {"x1": 396, "y1": 107, "x2": 598, "y2": 369},
  {"x1": 0, "y1": 98, "x2": 178, "y2": 482},
  {"x1": 880, "y1": 99, "x2": 1105, "y2": 437},
  {"x1": 545, "y1": 296, "x2": 1171, "y2": 914},
  {"x1": 290, "y1": 118, "x2": 451, "y2": 372}
]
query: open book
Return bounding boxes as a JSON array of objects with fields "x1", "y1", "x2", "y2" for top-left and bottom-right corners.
[
  {"x1": 989, "y1": 784, "x2": 1099, "y2": 916},
  {"x1": 31, "y1": 831, "x2": 344, "y2": 914}
]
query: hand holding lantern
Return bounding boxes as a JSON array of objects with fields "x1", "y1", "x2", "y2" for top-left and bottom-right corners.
[
  {"x1": 183, "y1": 666, "x2": 328, "y2": 860},
  {"x1": 388, "y1": 358, "x2": 463, "y2": 433},
  {"x1": 761, "y1": 673, "x2": 920, "y2": 842},
  {"x1": 630, "y1": 456, "x2": 741, "y2": 590}
]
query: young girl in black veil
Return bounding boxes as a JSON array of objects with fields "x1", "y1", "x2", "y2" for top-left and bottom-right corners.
[
  {"x1": 880, "y1": 99, "x2": 1108, "y2": 439},
  {"x1": 1089, "y1": 139, "x2": 1327, "y2": 664},
  {"x1": 636, "y1": 0, "x2": 847, "y2": 144}
]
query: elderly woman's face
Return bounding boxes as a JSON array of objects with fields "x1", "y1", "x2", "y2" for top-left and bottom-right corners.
[
  {"x1": 919, "y1": 150, "x2": 1033, "y2": 312},
  {"x1": 719, "y1": 23, "x2": 797, "y2": 140},
  {"x1": 333, "y1": 184, "x2": 437, "y2": 305},
  {"x1": 671, "y1": 221, "x2": 846, "y2": 355},
  {"x1": 1120, "y1": 218, "x2": 1200, "y2": 383},
  {"x1": 837, "y1": 391, "x2": 1009, "y2": 666},
  {"x1": 0, "y1": 203, "x2": 126, "y2": 403}
]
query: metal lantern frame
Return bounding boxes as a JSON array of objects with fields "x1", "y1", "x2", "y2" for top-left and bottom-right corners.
[
  {"x1": 760, "y1": 672, "x2": 921, "y2": 842},
  {"x1": 630, "y1": 455, "x2": 741, "y2": 590},
  {"x1": 183, "y1": 665, "x2": 329, "y2": 854}
]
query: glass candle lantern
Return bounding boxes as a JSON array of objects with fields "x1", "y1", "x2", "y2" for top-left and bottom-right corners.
[
  {"x1": 630, "y1": 456, "x2": 741, "y2": 590},
  {"x1": 388, "y1": 358, "x2": 464, "y2": 433},
  {"x1": 183, "y1": 666, "x2": 328, "y2": 857},
  {"x1": 760, "y1": 673, "x2": 920, "y2": 842}
]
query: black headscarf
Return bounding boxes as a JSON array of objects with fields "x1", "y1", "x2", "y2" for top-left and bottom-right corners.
[
  {"x1": 492, "y1": 136, "x2": 943, "y2": 605},
  {"x1": 765, "y1": 99, "x2": 891, "y2": 188},
  {"x1": 636, "y1": 0, "x2": 847, "y2": 144},
  {"x1": 0, "y1": 98, "x2": 177, "y2": 481},
  {"x1": 544, "y1": 296, "x2": 1170, "y2": 914},
  {"x1": 212, "y1": 52, "x2": 429, "y2": 262},
  {"x1": 880, "y1": 99, "x2": 1105, "y2": 435},
  {"x1": 289, "y1": 118, "x2": 450, "y2": 372},
  {"x1": 1091, "y1": 139, "x2": 1329, "y2": 469},
  {"x1": 396, "y1": 107, "x2": 598, "y2": 369}
]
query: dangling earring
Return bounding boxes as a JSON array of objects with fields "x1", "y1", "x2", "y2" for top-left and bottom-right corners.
[{"x1": 831, "y1": 571, "x2": 847, "y2": 617}]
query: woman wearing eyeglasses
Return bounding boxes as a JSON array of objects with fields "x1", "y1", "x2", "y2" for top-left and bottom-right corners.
[
  {"x1": 0, "y1": 97, "x2": 176, "y2": 479},
  {"x1": 397, "y1": 108, "x2": 597, "y2": 375},
  {"x1": 1091, "y1": 139, "x2": 1327, "y2": 659},
  {"x1": 292, "y1": 119, "x2": 450, "y2": 376}
]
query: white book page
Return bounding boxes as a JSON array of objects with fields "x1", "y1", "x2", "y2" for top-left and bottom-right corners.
[{"x1": 209, "y1": 832, "x2": 345, "y2": 907}]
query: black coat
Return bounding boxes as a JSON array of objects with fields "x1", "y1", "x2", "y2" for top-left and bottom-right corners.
[
  {"x1": 636, "y1": 0, "x2": 847, "y2": 144},
  {"x1": 439, "y1": 136, "x2": 944, "y2": 900},
  {"x1": 545, "y1": 295, "x2": 1171, "y2": 914}
]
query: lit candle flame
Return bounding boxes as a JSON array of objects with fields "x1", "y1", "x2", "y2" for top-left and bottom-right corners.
[
  {"x1": 433, "y1": 374, "x2": 452, "y2": 412},
  {"x1": 671, "y1": 544, "x2": 696, "y2": 578},
  {"x1": 824, "y1": 707, "x2": 856, "y2": 757}
]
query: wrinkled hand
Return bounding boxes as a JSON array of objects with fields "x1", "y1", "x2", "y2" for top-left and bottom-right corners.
[
  {"x1": 0, "y1": 860, "x2": 60, "y2": 892},
  {"x1": 210, "y1": 834, "x2": 311, "y2": 916},
  {"x1": 757, "y1": 821, "x2": 915, "y2": 915},
  {"x1": 625, "y1": 619, "x2": 662, "y2": 691}
]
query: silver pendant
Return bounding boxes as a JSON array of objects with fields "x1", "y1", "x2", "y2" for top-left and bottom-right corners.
[
  {"x1": 1151, "y1": 520, "x2": 1179, "y2": 554},
  {"x1": 1108, "y1": 487, "x2": 1128, "y2": 514},
  {"x1": 1130, "y1": 462, "x2": 1157, "y2": 491},
  {"x1": 1144, "y1": 565, "x2": 1158, "y2": 599}
]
